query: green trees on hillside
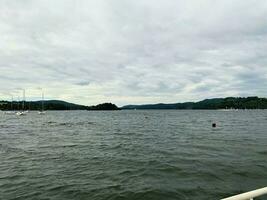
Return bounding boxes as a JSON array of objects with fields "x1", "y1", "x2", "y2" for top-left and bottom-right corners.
[
  {"x1": 0, "y1": 101, "x2": 120, "y2": 111},
  {"x1": 122, "y1": 97, "x2": 267, "y2": 110}
]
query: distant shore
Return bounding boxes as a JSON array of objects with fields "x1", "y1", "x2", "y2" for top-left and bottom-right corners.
[
  {"x1": 1, "y1": 96, "x2": 267, "y2": 111},
  {"x1": 121, "y1": 96, "x2": 267, "y2": 110}
]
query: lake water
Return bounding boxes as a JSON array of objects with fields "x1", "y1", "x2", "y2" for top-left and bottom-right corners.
[{"x1": 0, "y1": 110, "x2": 267, "y2": 200}]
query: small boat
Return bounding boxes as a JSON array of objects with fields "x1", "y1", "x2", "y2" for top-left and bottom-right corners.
[
  {"x1": 16, "y1": 89, "x2": 27, "y2": 116},
  {"x1": 38, "y1": 111, "x2": 46, "y2": 115},
  {"x1": 16, "y1": 111, "x2": 26, "y2": 116}
]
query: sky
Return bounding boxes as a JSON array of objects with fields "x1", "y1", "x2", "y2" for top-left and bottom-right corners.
[{"x1": 0, "y1": 0, "x2": 267, "y2": 106}]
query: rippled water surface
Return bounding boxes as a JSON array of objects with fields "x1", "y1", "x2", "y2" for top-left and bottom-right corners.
[{"x1": 0, "y1": 110, "x2": 267, "y2": 200}]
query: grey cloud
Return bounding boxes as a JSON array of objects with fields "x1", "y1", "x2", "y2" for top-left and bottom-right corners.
[
  {"x1": 76, "y1": 81, "x2": 90, "y2": 86},
  {"x1": 0, "y1": 0, "x2": 267, "y2": 105}
]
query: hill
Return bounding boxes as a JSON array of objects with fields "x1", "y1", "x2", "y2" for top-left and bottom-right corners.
[{"x1": 121, "y1": 97, "x2": 267, "y2": 110}]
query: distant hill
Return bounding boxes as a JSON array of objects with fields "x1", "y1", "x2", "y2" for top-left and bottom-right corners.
[
  {"x1": 0, "y1": 100, "x2": 120, "y2": 111},
  {"x1": 121, "y1": 97, "x2": 267, "y2": 110},
  {"x1": 2, "y1": 97, "x2": 266, "y2": 111}
]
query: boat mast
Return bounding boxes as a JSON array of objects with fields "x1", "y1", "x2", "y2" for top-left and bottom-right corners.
[
  {"x1": 42, "y1": 91, "x2": 44, "y2": 111},
  {"x1": 22, "y1": 89, "x2": 25, "y2": 111},
  {"x1": 11, "y1": 95, "x2": 13, "y2": 110},
  {"x1": 17, "y1": 96, "x2": 20, "y2": 111}
]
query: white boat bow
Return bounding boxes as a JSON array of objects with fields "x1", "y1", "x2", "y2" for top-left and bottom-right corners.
[{"x1": 221, "y1": 187, "x2": 267, "y2": 200}]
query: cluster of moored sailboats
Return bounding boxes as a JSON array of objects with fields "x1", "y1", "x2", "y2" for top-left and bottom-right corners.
[{"x1": 4, "y1": 89, "x2": 46, "y2": 116}]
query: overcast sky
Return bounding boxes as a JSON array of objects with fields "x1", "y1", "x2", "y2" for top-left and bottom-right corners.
[{"x1": 0, "y1": 0, "x2": 267, "y2": 106}]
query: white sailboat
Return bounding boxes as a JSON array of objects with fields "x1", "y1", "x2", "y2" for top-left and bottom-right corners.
[
  {"x1": 16, "y1": 89, "x2": 27, "y2": 116},
  {"x1": 38, "y1": 91, "x2": 45, "y2": 115},
  {"x1": 16, "y1": 111, "x2": 26, "y2": 116}
]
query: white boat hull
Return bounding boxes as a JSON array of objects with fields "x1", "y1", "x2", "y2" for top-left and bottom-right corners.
[
  {"x1": 38, "y1": 111, "x2": 46, "y2": 115},
  {"x1": 16, "y1": 112, "x2": 26, "y2": 116}
]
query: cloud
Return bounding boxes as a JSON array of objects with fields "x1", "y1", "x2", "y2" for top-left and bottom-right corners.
[
  {"x1": 0, "y1": 0, "x2": 267, "y2": 106},
  {"x1": 76, "y1": 81, "x2": 90, "y2": 86}
]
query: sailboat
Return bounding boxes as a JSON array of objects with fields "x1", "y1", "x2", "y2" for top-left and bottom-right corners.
[
  {"x1": 16, "y1": 89, "x2": 27, "y2": 116},
  {"x1": 38, "y1": 91, "x2": 45, "y2": 115}
]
